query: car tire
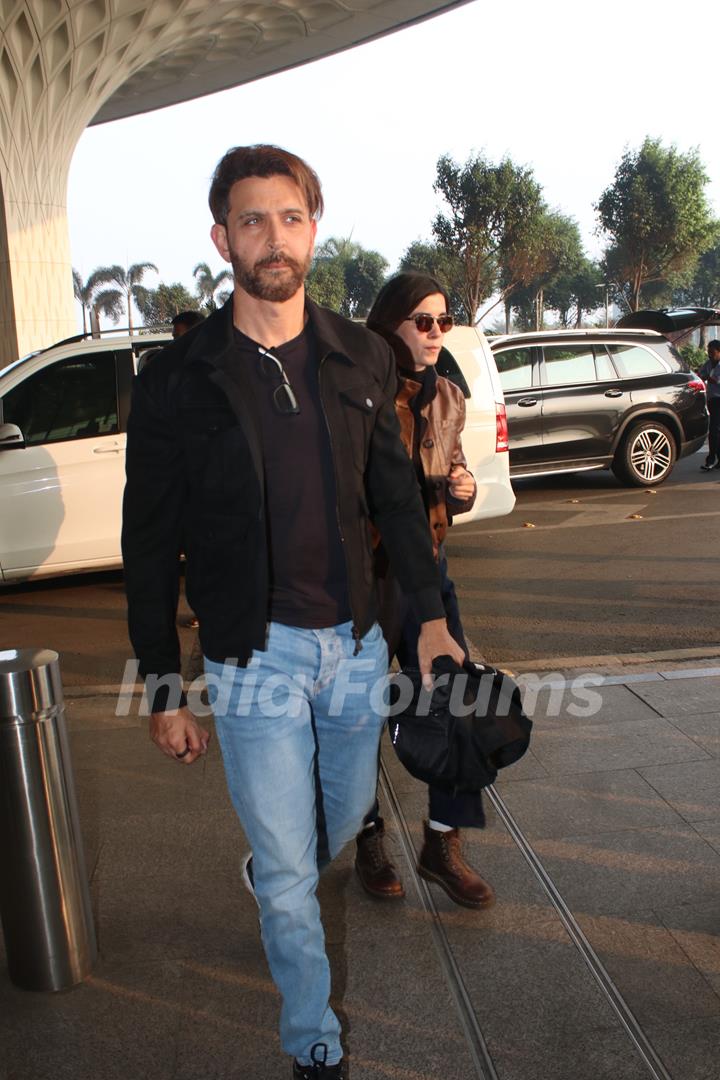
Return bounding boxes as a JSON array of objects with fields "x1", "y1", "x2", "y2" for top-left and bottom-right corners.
[{"x1": 612, "y1": 421, "x2": 676, "y2": 487}]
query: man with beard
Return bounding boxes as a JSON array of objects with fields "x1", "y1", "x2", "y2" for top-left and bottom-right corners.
[{"x1": 121, "y1": 145, "x2": 463, "y2": 1080}]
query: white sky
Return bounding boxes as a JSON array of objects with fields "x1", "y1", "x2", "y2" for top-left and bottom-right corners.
[{"x1": 67, "y1": 0, "x2": 720, "y2": 326}]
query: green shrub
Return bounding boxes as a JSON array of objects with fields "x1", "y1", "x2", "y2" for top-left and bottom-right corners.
[{"x1": 678, "y1": 343, "x2": 707, "y2": 371}]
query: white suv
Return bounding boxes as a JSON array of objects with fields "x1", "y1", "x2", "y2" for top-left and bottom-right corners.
[
  {"x1": 0, "y1": 324, "x2": 513, "y2": 583},
  {"x1": 436, "y1": 325, "x2": 515, "y2": 524},
  {"x1": 0, "y1": 332, "x2": 170, "y2": 582}
]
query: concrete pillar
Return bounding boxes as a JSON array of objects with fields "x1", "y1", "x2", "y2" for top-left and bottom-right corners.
[{"x1": 0, "y1": 0, "x2": 92, "y2": 365}]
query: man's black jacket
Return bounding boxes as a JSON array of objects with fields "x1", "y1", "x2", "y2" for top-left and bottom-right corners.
[{"x1": 121, "y1": 297, "x2": 444, "y2": 712}]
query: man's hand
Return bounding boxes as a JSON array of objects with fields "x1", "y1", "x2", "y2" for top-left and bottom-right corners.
[
  {"x1": 448, "y1": 465, "x2": 475, "y2": 501},
  {"x1": 417, "y1": 618, "x2": 466, "y2": 690},
  {"x1": 150, "y1": 706, "x2": 210, "y2": 764}
]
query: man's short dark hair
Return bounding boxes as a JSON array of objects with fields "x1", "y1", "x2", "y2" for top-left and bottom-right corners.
[
  {"x1": 208, "y1": 145, "x2": 324, "y2": 226},
  {"x1": 171, "y1": 310, "x2": 205, "y2": 331},
  {"x1": 708, "y1": 339, "x2": 720, "y2": 355}
]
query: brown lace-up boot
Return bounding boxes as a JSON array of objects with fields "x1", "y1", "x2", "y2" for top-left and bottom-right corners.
[
  {"x1": 354, "y1": 817, "x2": 405, "y2": 899},
  {"x1": 417, "y1": 821, "x2": 495, "y2": 909}
]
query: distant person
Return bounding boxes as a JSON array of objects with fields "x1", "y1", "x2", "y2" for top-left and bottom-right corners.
[
  {"x1": 137, "y1": 311, "x2": 206, "y2": 373},
  {"x1": 700, "y1": 339, "x2": 720, "y2": 471},
  {"x1": 171, "y1": 309, "x2": 205, "y2": 338}
]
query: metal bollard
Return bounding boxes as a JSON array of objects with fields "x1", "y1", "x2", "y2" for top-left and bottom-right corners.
[{"x1": 0, "y1": 648, "x2": 97, "y2": 991}]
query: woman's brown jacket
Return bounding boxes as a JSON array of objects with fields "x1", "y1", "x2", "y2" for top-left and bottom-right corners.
[{"x1": 389, "y1": 371, "x2": 476, "y2": 556}]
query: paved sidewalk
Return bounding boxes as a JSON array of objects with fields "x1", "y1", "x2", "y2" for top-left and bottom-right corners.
[{"x1": 1, "y1": 654, "x2": 719, "y2": 1080}]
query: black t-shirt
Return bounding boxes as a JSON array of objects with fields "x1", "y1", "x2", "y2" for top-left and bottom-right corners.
[{"x1": 232, "y1": 323, "x2": 351, "y2": 628}]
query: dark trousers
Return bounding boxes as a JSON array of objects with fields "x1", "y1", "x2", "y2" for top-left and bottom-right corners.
[
  {"x1": 366, "y1": 547, "x2": 485, "y2": 830},
  {"x1": 706, "y1": 397, "x2": 720, "y2": 465}
]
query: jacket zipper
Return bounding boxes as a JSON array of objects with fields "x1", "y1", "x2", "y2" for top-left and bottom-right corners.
[{"x1": 319, "y1": 354, "x2": 362, "y2": 656}]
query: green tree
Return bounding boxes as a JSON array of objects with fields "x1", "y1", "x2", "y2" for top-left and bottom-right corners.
[
  {"x1": 134, "y1": 282, "x2": 199, "y2": 327},
  {"x1": 306, "y1": 257, "x2": 347, "y2": 311},
  {"x1": 671, "y1": 235, "x2": 720, "y2": 346},
  {"x1": 432, "y1": 152, "x2": 546, "y2": 324},
  {"x1": 596, "y1": 137, "x2": 715, "y2": 311},
  {"x1": 193, "y1": 262, "x2": 233, "y2": 312},
  {"x1": 92, "y1": 262, "x2": 159, "y2": 333},
  {"x1": 545, "y1": 257, "x2": 603, "y2": 329},
  {"x1": 399, "y1": 240, "x2": 466, "y2": 320},
  {"x1": 307, "y1": 237, "x2": 388, "y2": 318},
  {"x1": 72, "y1": 267, "x2": 123, "y2": 335},
  {"x1": 343, "y1": 248, "x2": 388, "y2": 319},
  {"x1": 678, "y1": 342, "x2": 708, "y2": 371},
  {"x1": 502, "y1": 212, "x2": 585, "y2": 330}
]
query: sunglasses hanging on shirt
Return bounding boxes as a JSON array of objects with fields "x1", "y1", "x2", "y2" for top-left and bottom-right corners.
[{"x1": 257, "y1": 346, "x2": 301, "y2": 415}]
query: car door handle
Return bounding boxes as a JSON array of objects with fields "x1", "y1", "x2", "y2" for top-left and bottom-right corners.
[
  {"x1": 604, "y1": 389, "x2": 623, "y2": 397},
  {"x1": 517, "y1": 397, "x2": 538, "y2": 407},
  {"x1": 93, "y1": 445, "x2": 123, "y2": 454}
]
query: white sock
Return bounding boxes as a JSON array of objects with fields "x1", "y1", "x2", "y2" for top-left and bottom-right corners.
[{"x1": 428, "y1": 820, "x2": 453, "y2": 833}]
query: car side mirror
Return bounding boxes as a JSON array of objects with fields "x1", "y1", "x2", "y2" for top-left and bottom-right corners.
[{"x1": 0, "y1": 422, "x2": 26, "y2": 449}]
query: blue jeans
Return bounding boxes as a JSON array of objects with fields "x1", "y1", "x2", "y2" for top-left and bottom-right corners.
[{"x1": 205, "y1": 619, "x2": 388, "y2": 1065}]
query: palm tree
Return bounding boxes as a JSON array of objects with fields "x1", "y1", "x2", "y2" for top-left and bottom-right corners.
[
  {"x1": 93, "y1": 262, "x2": 159, "y2": 334},
  {"x1": 72, "y1": 267, "x2": 122, "y2": 335},
  {"x1": 193, "y1": 262, "x2": 233, "y2": 312}
]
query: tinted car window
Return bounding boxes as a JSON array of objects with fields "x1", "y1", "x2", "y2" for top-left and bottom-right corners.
[
  {"x1": 607, "y1": 344, "x2": 666, "y2": 377},
  {"x1": 495, "y1": 347, "x2": 534, "y2": 391},
  {"x1": 2, "y1": 353, "x2": 118, "y2": 446},
  {"x1": 543, "y1": 345, "x2": 596, "y2": 386}
]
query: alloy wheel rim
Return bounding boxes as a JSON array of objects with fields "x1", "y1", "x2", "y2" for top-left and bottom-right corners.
[{"x1": 629, "y1": 428, "x2": 672, "y2": 481}]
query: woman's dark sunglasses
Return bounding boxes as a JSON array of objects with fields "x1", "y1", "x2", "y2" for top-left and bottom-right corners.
[
  {"x1": 404, "y1": 313, "x2": 454, "y2": 333},
  {"x1": 257, "y1": 347, "x2": 300, "y2": 415}
]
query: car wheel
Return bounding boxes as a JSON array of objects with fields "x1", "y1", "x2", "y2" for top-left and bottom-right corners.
[{"x1": 612, "y1": 421, "x2": 676, "y2": 486}]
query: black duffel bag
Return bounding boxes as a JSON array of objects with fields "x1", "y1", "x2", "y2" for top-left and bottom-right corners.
[{"x1": 387, "y1": 655, "x2": 531, "y2": 793}]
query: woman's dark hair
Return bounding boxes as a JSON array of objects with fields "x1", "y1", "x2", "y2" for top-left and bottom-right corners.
[
  {"x1": 209, "y1": 144, "x2": 324, "y2": 225},
  {"x1": 366, "y1": 272, "x2": 451, "y2": 369},
  {"x1": 367, "y1": 272, "x2": 450, "y2": 337}
]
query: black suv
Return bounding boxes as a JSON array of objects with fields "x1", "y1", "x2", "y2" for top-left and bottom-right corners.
[{"x1": 490, "y1": 327, "x2": 708, "y2": 486}]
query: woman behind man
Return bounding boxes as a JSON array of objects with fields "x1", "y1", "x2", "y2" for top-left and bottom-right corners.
[{"x1": 355, "y1": 272, "x2": 495, "y2": 910}]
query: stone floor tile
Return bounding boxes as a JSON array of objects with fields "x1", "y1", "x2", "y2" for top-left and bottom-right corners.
[
  {"x1": 336, "y1": 926, "x2": 475, "y2": 1080},
  {"x1": 693, "y1": 819, "x2": 720, "y2": 855},
  {"x1": 645, "y1": 1014, "x2": 720, "y2": 1080},
  {"x1": 530, "y1": 716, "x2": 710, "y2": 775},
  {"x1": 64, "y1": 693, "x2": 142, "y2": 732},
  {"x1": 496, "y1": 769, "x2": 686, "y2": 839},
  {"x1": 576, "y1": 910, "x2": 720, "y2": 1027},
  {"x1": 95, "y1": 852, "x2": 257, "y2": 965},
  {"x1": 0, "y1": 960, "x2": 181, "y2": 1080},
  {"x1": 629, "y1": 676, "x2": 720, "y2": 717},
  {"x1": 493, "y1": 746, "x2": 548, "y2": 781},
  {"x1": 515, "y1": 822, "x2": 720, "y2": 918},
  {"x1": 657, "y1": 900, "x2": 720, "y2": 978},
  {"x1": 70, "y1": 726, "x2": 208, "y2": 835},
  {"x1": 171, "y1": 953, "x2": 283, "y2": 1080},
  {"x1": 666, "y1": 713, "x2": 720, "y2": 757},
  {"x1": 94, "y1": 807, "x2": 245, "y2": 881},
  {"x1": 523, "y1": 681, "x2": 660, "y2": 727},
  {"x1": 638, "y1": 760, "x2": 720, "y2": 822},
  {"x1": 444, "y1": 905, "x2": 649, "y2": 1080}
]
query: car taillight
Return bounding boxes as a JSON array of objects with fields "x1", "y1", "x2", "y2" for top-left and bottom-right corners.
[
  {"x1": 496, "y1": 402, "x2": 509, "y2": 452},
  {"x1": 688, "y1": 378, "x2": 706, "y2": 393}
]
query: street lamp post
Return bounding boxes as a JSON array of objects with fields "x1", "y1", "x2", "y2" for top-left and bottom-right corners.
[{"x1": 595, "y1": 283, "x2": 610, "y2": 327}]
